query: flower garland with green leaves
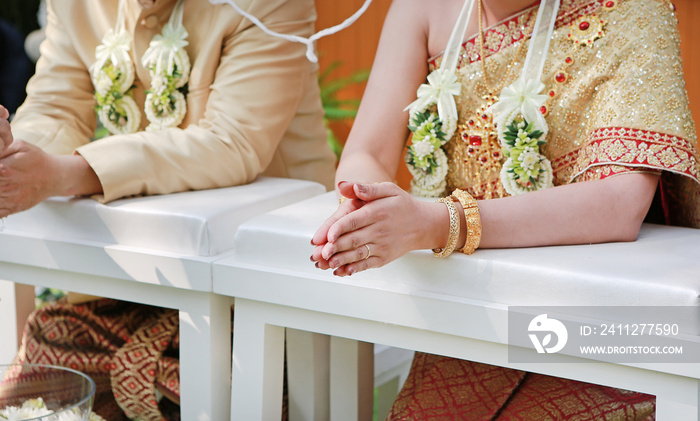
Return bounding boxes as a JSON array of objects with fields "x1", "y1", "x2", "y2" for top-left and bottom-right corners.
[
  {"x1": 499, "y1": 117, "x2": 553, "y2": 194},
  {"x1": 405, "y1": 108, "x2": 450, "y2": 197},
  {"x1": 403, "y1": 0, "x2": 473, "y2": 198},
  {"x1": 404, "y1": 68, "x2": 462, "y2": 197},
  {"x1": 403, "y1": 0, "x2": 560, "y2": 198},
  {"x1": 141, "y1": 16, "x2": 190, "y2": 132},
  {"x1": 488, "y1": 78, "x2": 554, "y2": 195},
  {"x1": 91, "y1": 24, "x2": 140, "y2": 135},
  {"x1": 91, "y1": 0, "x2": 189, "y2": 135}
]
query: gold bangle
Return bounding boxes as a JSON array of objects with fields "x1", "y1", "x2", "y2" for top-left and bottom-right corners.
[
  {"x1": 451, "y1": 189, "x2": 482, "y2": 255},
  {"x1": 432, "y1": 197, "x2": 460, "y2": 258}
]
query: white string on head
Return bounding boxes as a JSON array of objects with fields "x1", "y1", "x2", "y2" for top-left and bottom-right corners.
[
  {"x1": 208, "y1": 0, "x2": 373, "y2": 63},
  {"x1": 519, "y1": 0, "x2": 560, "y2": 83},
  {"x1": 442, "y1": 0, "x2": 476, "y2": 75}
]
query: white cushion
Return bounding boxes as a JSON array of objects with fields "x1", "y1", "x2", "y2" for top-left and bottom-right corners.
[{"x1": 6, "y1": 177, "x2": 325, "y2": 257}]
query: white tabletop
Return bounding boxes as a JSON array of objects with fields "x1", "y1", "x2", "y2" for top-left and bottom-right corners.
[
  {"x1": 216, "y1": 191, "x2": 700, "y2": 338},
  {"x1": 0, "y1": 176, "x2": 327, "y2": 421},
  {"x1": 214, "y1": 191, "x2": 700, "y2": 420}
]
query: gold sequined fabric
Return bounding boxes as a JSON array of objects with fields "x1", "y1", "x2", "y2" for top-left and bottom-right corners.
[
  {"x1": 430, "y1": 0, "x2": 699, "y2": 226},
  {"x1": 389, "y1": 1, "x2": 695, "y2": 419}
]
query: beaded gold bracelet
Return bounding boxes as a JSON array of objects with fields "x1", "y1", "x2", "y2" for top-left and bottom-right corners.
[
  {"x1": 451, "y1": 189, "x2": 482, "y2": 255},
  {"x1": 433, "y1": 197, "x2": 460, "y2": 258}
]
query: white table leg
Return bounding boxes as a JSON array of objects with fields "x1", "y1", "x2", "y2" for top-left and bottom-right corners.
[
  {"x1": 231, "y1": 298, "x2": 285, "y2": 421},
  {"x1": 179, "y1": 293, "x2": 235, "y2": 421},
  {"x1": 0, "y1": 281, "x2": 34, "y2": 364},
  {"x1": 330, "y1": 337, "x2": 374, "y2": 421},
  {"x1": 286, "y1": 329, "x2": 330, "y2": 421},
  {"x1": 373, "y1": 345, "x2": 414, "y2": 420}
]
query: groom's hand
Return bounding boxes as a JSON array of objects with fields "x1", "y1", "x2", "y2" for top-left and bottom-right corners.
[{"x1": 0, "y1": 105, "x2": 13, "y2": 150}]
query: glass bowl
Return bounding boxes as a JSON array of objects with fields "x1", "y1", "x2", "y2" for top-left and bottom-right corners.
[{"x1": 0, "y1": 364, "x2": 96, "y2": 420}]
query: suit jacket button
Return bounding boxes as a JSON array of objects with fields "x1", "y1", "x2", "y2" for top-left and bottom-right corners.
[{"x1": 141, "y1": 15, "x2": 159, "y2": 29}]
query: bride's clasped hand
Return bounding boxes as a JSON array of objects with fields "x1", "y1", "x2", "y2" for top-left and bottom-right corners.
[{"x1": 311, "y1": 180, "x2": 453, "y2": 277}]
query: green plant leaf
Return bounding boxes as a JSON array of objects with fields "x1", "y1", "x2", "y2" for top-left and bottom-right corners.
[{"x1": 318, "y1": 61, "x2": 370, "y2": 158}]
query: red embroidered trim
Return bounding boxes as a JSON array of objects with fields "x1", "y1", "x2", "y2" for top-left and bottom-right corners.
[
  {"x1": 553, "y1": 127, "x2": 700, "y2": 181},
  {"x1": 429, "y1": 0, "x2": 609, "y2": 68}
]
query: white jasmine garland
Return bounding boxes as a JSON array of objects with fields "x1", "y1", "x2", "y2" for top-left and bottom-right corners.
[
  {"x1": 91, "y1": 5, "x2": 139, "y2": 135},
  {"x1": 151, "y1": 75, "x2": 168, "y2": 95},
  {"x1": 92, "y1": 28, "x2": 135, "y2": 94},
  {"x1": 412, "y1": 139, "x2": 435, "y2": 160},
  {"x1": 402, "y1": 0, "x2": 477, "y2": 197},
  {"x1": 497, "y1": 117, "x2": 554, "y2": 195},
  {"x1": 98, "y1": 94, "x2": 141, "y2": 135},
  {"x1": 488, "y1": 77, "x2": 548, "y2": 140},
  {"x1": 405, "y1": 109, "x2": 450, "y2": 197},
  {"x1": 485, "y1": 0, "x2": 560, "y2": 196},
  {"x1": 405, "y1": 68, "x2": 462, "y2": 139},
  {"x1": 145, "y1": 90, "x2": 187, "y2": 132},
  {"x1": 501, "y1": 155, "x2": 553, "y2": 195},
  {"x1": 92, "y1": 0, "x2": 189, "y2": 135},
  {"x1": 406, "y1": 146, "x2": 448, "y2": 197},
  {"x1": 518, "y1": 147, "x2": 540, "y2": 173},
  {"x1": 486, "y1": 76, "x2": 552, "y2": 197},
  {"x1": 141, "y1": 14, "x2": 190, "y2": 131},
  {"x1": 95, "y1": 72, "x2": 113, "y2": 97}
]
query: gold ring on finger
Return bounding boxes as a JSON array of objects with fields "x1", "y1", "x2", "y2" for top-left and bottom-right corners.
[{"x1": 363, "y1": 244, "x2": 371, "y2": 260}]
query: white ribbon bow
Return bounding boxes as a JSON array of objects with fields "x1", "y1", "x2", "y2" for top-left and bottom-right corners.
[
  {"x1": 405, "y1": 68, "x2": 462, "y2": 136},
  {"x1": 487, "y1": 77, "x2": 547, "y2": 132},
  {"x1": 93, "y1": 28, "x2": 132, "y2": 73},
  {"x1": 142, "y1": 23, "x2": 189, "y2": 76}
]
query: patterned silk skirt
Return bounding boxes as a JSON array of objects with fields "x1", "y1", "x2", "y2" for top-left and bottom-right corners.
[
  {"x1": 13, "y1": 299, "x2": 181, "y2": 421},
  {"x1": 387, "y1": 352, "x2": 655, "y2": 420}
]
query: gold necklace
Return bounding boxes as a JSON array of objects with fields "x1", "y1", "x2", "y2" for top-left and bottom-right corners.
[{"x1": 453, "y1": 0, "x2": 533, "y2": 199}]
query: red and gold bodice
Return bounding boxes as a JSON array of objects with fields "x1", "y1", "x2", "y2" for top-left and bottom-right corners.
[{"x1": 428, "y1": 0, "x2": 699, "y2": 210}]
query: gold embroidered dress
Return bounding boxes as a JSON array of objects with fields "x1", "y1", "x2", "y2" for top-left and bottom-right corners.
[
  {"x1": 436, "y1": 0, "x2": 698, "y2": 223},
  {"x1": 389, "y1": 0, "x2": 698, "y2": 419}
]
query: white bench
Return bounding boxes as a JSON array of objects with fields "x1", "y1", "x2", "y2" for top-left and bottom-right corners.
[
  {"x1": 214, "y1": 191, "x2": 700, "y2": 421},
  {"x1": 0, "y1": 177, "x2": 326, "y2": 421}
]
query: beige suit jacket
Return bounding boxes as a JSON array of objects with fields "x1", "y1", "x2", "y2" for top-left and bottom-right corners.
[{"x1": 12, "y1": 0, "x2": 336, "y2": 201}]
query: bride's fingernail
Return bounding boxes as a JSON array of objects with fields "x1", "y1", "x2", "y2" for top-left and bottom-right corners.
[
  {"x1": 356, "y1": 184, "x2": 367, "y2": 193},
  {"x1": 348, "y1": 267, "x2": 356, "y2": 276}
]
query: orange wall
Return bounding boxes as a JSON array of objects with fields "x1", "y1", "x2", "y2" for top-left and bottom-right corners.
[
  {"x1": 315, "y1": 0, "x2": 391, "y2": 150},
  {"x1": 316, "y1": 0, "x2": 700, "y2": 185},
  {"x1": 675, "y1": 0, "x2": 700, "y2": 136}
]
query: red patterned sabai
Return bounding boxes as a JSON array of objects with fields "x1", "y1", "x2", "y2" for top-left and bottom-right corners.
[
  {"x1": 388, "y1": 354, "x2": 655, "y2": 420},
  {"x1": 14, "y1": 299, "x2": 180, "y2": 421}
]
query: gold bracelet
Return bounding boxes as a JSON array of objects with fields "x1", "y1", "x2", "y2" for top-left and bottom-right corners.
[
  {"x1": 432, "y1": 197, "x2": 460, "y2": 258},
  {"x1": 451, "y1": 189, "x2": 482, "y2": 255}
]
